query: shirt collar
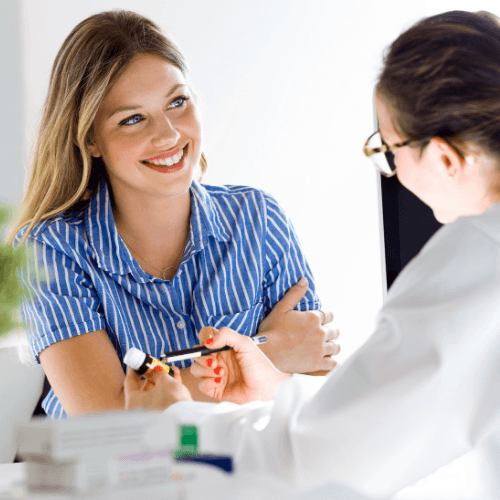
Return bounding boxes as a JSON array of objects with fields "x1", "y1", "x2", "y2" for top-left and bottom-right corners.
[
  {"x1": 84, "y1": 178, "x2": 141, "y2": 279},
  {"x1": 189, "y1": 180, "x2": 231, "y2": 250},
  {"x1": 85, "y1": 179, "x2": 230, "y2": 281}
]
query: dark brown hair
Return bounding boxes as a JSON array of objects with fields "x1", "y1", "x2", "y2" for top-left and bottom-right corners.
[
  {"x1": 10, "y1": 10, "x2": 207, "y2": 245},
  {"x1": 377, "y1": 10, "x2": 500, "y2": 160}
]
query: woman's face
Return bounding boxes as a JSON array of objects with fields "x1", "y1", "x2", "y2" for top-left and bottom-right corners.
[
  {"x1": 89, "y1": 53, "x2": 202, "y2": 197},
  {"x1": 375, "y1": 94, "x2": 460, "y2": 223}
]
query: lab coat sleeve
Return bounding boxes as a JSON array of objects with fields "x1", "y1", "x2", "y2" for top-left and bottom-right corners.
[
  {"x1": 164, "y1": 374, "x2": 327, "y2": 463},
  {"x1": 165, "y1": 218, "x2": 500, "y2": 498}
]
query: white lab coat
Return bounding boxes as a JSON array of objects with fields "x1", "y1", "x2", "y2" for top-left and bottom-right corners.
[{"x1": 165, "y1": 203, "x2": 500, "y2": 498}]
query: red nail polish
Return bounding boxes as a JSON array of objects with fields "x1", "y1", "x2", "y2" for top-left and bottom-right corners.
[
  {"x1": 206, "y1": 358, "x2": 213, "y2": 367},
  {"x1": 214, "y1": 377, "x2": 221, "y2": 384},
  {"x1": 205, "y1": 338, "x2": 214, "y2": 345},
  {"x1": 155, "y1": 365, "x2": 164, "y2": 372},
  {"x1": 214, "y1": 366, "x2": 222, "y2": 375}
]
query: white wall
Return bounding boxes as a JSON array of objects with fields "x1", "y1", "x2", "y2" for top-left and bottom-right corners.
[
  {"x1": 0, "y1": 0, "x2": 23, "y2": 206},
  {"x1": 19, "y1": 0, "x2": 428, "y2": 361},
  {"x1": 425, "y1": 0, "x2": 500, "y2": 16}
]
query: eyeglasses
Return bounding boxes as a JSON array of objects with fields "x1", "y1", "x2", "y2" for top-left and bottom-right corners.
[
  {"x1": 363, "y1": 131, "x2": 422, "y2": 177},
  {"x1": 363, "y1": 131, "x2": 475, "y2": 177}
]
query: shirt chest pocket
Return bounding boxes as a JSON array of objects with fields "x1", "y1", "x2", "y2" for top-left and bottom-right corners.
[{"x1": 208, "y1": 301, "x2": 265, "y2": 337}]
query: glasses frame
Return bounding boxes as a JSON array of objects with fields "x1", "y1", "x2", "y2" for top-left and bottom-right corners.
[{"x1": 363, "y1": 131, "x2": 426, "y2": 178}]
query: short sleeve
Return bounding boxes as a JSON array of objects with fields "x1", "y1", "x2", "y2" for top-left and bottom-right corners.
[
  {"x1": 262, "y1": 192, "x2": 321, "y2": 314},
  {"x1": 16, "y1": 234, "x2": 106, "y2": 363}
]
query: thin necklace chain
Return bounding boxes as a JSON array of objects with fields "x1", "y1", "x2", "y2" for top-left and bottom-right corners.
[{"x1": 121, "y1": 235, "x2": 180, "y2": 280}]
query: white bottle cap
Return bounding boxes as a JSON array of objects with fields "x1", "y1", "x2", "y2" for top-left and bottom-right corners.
[{"x1": 123, "y1": 347, "x2": 146, "y2": 370}]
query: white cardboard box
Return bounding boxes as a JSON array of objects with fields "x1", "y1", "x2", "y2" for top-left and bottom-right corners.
[
  {"x1": 26, "y1": 449, "x2": 172, "y2": 493},
  {"x1": 17, "y1": 410, "x2": 171, "y2": 461}
]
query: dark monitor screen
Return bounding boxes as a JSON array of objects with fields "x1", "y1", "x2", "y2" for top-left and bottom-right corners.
[{"x1": 381, "y1": 174, "x2": 442, "y2": 290}]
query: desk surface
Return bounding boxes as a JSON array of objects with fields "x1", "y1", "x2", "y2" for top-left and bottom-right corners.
[
  {"x1": 0, "y1": 455, "x2": 492, "y2": 500},
  {"x1": 0, "y1": 463, "x2": 367, "y2": 500}
]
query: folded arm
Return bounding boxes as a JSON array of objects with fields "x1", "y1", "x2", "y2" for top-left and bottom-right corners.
[
  {"x1": 257, "y1": 278, "x2": 340, "y2": 374},
  {"x1": 259, "y1": 194, "x2": 339, "y2": 374}
]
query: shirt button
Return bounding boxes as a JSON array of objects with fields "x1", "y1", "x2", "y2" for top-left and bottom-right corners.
[{"x1": 176, "y1": 320, "x2": 186, "y2": 329}]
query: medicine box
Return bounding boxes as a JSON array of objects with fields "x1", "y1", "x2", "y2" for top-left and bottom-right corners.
[
  {"x1": 17, "y1": 410, "x2": 171, "y2": 461},
  {"x1": 26, "y1": 449, "x2": 172, "y2": 493}
]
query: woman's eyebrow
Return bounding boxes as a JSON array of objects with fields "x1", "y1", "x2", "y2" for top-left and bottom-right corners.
[{"x1": 106, "y1": 83, "x2": 188, "y2": 120}]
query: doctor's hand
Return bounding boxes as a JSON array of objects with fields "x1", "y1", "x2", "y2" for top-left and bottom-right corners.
[
  {"x1": 124, "y1": 365, "x2": 193, "y2": 411},
  {"x1": 190, "y1": 326, "x2": 291, "y2": 404},
  {"x1": 257, "y1": 278, "x2": 340, "y2": 375}
]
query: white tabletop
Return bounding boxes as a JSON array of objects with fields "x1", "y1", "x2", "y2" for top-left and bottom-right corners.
[
  {"x1": 0, "y1": 454, "x2": 494, "y2": 500},
  {"x1": 0, "y1": 462, "x2": 368, "y2": 500}
]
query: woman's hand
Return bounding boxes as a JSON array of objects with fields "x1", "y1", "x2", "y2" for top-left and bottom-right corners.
[
  {"x1": 257, "y1": 278, "x2": 340, "y2": 374},
  {"x1": 124, "y1": 365, "x2": 193, "y2": 411},
  {"x1": 190, "y1": 327, "x2": 291, "y2": 404}
]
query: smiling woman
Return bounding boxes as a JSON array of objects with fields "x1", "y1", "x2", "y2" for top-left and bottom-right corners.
[
  {"x1": 8, "y1": 10, "x2": 340, "y2": 418},
  {"x1": 86, "y1": 54, "x2": 203, "y2": 283},
  {"x1": 88, "y1": 56, "x2": 201, "y2": 198}
]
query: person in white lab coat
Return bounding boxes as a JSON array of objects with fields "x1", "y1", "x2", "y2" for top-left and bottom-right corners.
[{"x1": 124, "y1": 10, "x2": 500, "y2": 498}]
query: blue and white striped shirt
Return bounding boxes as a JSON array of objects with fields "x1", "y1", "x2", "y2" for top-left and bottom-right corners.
[{"x1": 16, "y1": 179, "x2": 321, "y2": 418}]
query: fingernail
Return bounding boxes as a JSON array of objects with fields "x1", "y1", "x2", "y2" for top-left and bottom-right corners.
[
  {"x1": 155, "y1": 365, "x2": 164, "y2": 372},
  {"x1": 206, "y1": 358, "x2": 213, "y2": 367},
  {"x1": 214, "y1": 366, "x2": 222, "y2": 375},
  {"x1": 214, "y1": 377, "x2": 221, "y2": 384},
  {"x1": 298, "y1": 277, "x2": 307, "y2": 286},
  {"x1": 205, "y1": 338, "x2": 214, "y2": 345}
]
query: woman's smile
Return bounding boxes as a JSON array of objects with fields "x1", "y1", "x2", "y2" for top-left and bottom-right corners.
[{"x1": 142, "y1": 145, "x2": 188, "y2": 173}]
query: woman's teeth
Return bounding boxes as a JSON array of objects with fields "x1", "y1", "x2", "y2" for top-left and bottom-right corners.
[{"x1": 145, "y1": 148, "x2": 185, "y2": 166}]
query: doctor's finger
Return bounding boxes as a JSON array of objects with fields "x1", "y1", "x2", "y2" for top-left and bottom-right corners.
[
  {"x1": 169, "y1": 365, "x2": 183, "y2": 383},
  {"x1": 198, "y1": 374, "x2": 225, "y2": 400},
  {"x1": 205, "y1": 326, "x2": 256, "y2": 355},
  {"x1": 190, "y1": 359, "x2": 220, "y2": 378},
  {"x1": 192, "y1": 354, "x2": 218, "y2": 370},
  {"x1": 198, "y1": 326, "x2": 218, "y2": 344}
]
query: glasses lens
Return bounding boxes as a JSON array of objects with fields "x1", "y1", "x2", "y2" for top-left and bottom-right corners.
[
  {"x1": 367, "y1": 132, "x2": 396, "y2": 176},
  {"x1": 384, "y1": 150, "x2": 396, "y2": 174}
]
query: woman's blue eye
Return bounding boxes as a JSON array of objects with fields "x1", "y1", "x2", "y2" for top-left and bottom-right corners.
[
  {"x1": 118, "y1": 97, "x2": 188, "y2": 126},
  {"x1": 168, "y1": 96, "x2": 190, "y2": 109},
  {"x1": 120, "y1": 114, "x2": 143, "y2": 126}
]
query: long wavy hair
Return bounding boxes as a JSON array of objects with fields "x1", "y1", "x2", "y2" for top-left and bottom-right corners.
[
  {"x1": 8, "y1": 10, "x2": 207, "y2": 245},
  {"x1": 377, "y1": 10, "x2": 500, "y2": 162}
]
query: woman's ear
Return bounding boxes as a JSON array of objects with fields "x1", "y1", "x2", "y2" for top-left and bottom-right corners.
[
  {"x1": 429, "y1": 138, "x2": 464, "y2": 177},
  {"x1": 73, "y1": 130, "x2": 101, "y2": 158},
  {"x1": 83, "y1": 132, "x2": 101, "y2": 158},
  {"x1": 87, "y1": 139, "x2": 102, "y2": 158}
]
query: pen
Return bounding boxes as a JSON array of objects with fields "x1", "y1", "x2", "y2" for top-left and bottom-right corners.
[{"x1": 160, "y1": 335, "x2": 268, "y2": 363}]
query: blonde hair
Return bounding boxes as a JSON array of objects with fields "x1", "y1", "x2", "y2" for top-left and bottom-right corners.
[{"x1": 8, "y1": 10, "x2": 207, "y2": 245}]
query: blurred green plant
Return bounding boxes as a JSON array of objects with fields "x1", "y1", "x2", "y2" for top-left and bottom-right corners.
[{"x1": 0, "y1": 204, "x2": 27, "y2": 338}]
